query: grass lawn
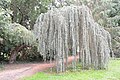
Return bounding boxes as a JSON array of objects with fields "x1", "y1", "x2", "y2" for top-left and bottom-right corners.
[{"x1": 23, "y1": 59, "x2": 120, "y2": 80}]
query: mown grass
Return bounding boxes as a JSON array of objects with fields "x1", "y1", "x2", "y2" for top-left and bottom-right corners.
[{"x1": 23, "y1": 59, "x2": 120, "y2": 80}]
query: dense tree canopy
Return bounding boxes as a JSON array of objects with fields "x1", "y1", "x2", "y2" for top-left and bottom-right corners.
[
  {"x1": 10, "y1": 0, "x2": 50, "y2": 29},
  {"x1": 0, "y1": 0, "x2": 119, "y2": 65},
  {"x1": 0, "y1": 22, "x2": 36, "y2": 62}
]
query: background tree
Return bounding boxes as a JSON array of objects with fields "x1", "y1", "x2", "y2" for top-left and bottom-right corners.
[
  {"x1": 0, "y1": 0, "x2": 120, "y2": 64},
  {"x1": 0, "y1": 22, "x2": 36, "y2": 63},
  {"x1": 9, "y1": 0, "x2": 50, "y2": 29},
  {"x1": 0, "y1": 0, "x2": 37, "y2": 63}
]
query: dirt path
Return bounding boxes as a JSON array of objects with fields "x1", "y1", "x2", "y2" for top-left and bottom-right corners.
[{"x1": 0, "y1": 56, "x2": 79, "y2": 80}]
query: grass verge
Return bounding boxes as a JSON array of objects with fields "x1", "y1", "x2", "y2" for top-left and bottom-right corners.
[{"x1": 23, "y1": 59, "x2": 120, "y2": 80}]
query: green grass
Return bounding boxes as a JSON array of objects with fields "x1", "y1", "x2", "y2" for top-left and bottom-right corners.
[
  {"x1": 0, "y1": 64, "x2": 4, "y2": 71},
  {"x1": 23, "y1": 59, "x2": 120, "y2": 80}
]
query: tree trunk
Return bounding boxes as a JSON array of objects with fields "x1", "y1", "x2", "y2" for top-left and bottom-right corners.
[{"x1": 9, "y1": 45, "x2": 27, "y2": 64}]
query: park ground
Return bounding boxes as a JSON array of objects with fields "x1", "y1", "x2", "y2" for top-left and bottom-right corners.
[
  {"x1": 23, "y1": 59, "x2": 120, "y2": 80},
  {"x1": 0, "y1": 58, "x2": 120, "y2": 80}
]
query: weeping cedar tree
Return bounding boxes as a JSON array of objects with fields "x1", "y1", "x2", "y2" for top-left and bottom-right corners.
[{"x1": 34, "y1": 5, "x2": 112, "y2": 73}]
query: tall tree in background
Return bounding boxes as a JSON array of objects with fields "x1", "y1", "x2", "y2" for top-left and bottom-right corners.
[
  {"x1": 10, "y1": 0, "x2": 50, "y2": 29},
  {"x1": 107, "y1": 0, "x2": 120, "y2": 27},
  {"x1": 0, "y1": 0, "x2": 37, "y2": 63}
]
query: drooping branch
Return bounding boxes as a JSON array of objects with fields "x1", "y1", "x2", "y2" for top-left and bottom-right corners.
[{"x1": 34, "y1": 5, "x2": 112, "y2": 72}]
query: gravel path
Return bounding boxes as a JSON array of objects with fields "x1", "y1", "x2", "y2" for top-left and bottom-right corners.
[{"x1": 0, "y1": 56, "x2": 78, "y2": 80}]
